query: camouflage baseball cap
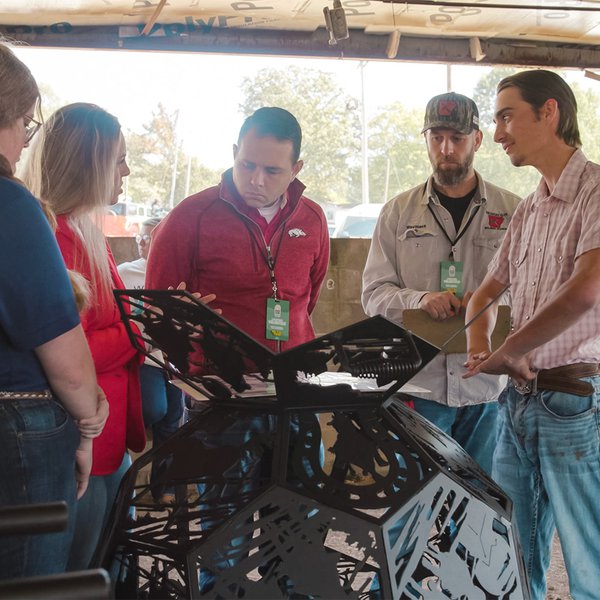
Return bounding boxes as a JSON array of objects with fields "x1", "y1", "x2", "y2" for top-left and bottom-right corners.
[{"x1": 421, "y1": 92, "x2": 480, "y2": 134}]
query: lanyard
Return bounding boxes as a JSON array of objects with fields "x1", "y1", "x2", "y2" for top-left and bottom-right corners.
[
  {"x1": 427, "y1": 201, "x2": 481, "y2": 261},
  {"x1": 239, "y1": 217, "x2": 288, "y2": 353},
  {"x1": 266, "y1": 245, "x2": 279, "y2": 299},
  {"x1": 242, "y1": 219, "x2": 285, "y2": 299}
]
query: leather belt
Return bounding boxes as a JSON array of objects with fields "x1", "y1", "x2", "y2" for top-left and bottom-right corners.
[
  {"x1": 513, "y1": 363, "x2": 600, "y2": 397},
  {"x1": 0, "y1": 390, "x2": 53, "y2": 401}
]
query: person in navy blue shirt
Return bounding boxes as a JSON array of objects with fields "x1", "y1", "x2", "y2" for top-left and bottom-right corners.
[{"x1": 0, "y1": 42, "x2": 107, "y2": 580}]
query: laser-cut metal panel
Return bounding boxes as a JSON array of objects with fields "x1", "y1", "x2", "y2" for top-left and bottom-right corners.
[
  {"x1": 99, "y1": 290, "x2": 529, "y2": 599},
  {"x1": 285, "y1": 406, "x2": 436, "y2": 515},
  {"x1": 189, "y1": 485, "x2": 386, "y2": 599},
  {"x1": 113, "y1": 289, "x2": 439, "y2": 406},
  {"x1": 96, "y1": 403, "x2": 529, "y2": 599},
  {"x1": 385, "y1": 398, "x2": 511, "y2": 518},
  {"x1": 114, "y1": 289, "x2": 275, "y2": 398},
  {"x1": 271, "y1": 316, "x2": 431, "y2": 391},
  {"x1": 381, "y1": 475, "x2": 526, "y2": 599}
]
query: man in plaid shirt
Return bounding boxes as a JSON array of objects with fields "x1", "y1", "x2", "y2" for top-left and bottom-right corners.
[{"x1": 465, "y1": 70, "x2": 600, "y2": 600}]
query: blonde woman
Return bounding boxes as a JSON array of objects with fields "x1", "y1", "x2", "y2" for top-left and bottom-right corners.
[
  {"x1": 24, "y1": 102, "x2": 146, "y2": 570},
  {"x1": 0, "y1": 46, "x2": 106, "y2": 579}
]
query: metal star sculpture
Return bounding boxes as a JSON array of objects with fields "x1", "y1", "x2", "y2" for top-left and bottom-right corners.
[{"x1": 94, "y1": 290, "x2": 529, "y2": 599}]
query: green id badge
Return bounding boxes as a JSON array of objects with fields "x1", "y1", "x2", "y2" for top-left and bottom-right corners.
[
  {"x1": 440, "y1": 260, "x2": 463, "y2": 297},
  {"x1": 266, "y1": 298, "x2": 290, "y2": 341}
]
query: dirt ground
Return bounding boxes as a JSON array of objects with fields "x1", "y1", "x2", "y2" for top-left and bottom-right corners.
[{"x1": 546, "y1": 534, "x2": 571, "y2": 599}]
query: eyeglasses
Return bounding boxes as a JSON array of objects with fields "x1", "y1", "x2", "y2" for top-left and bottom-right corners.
[
  {"x1": 136, "y1": 234, "x2": 151, "y2": 245},
  {"x1": 24, "y1": 116, "x2": 42, "y2": 144}
]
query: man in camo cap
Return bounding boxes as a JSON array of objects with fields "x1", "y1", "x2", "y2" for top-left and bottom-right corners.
[
  {"x1": 421, "y1": 91, "x2": 480, "y2": 133},
  {"x1": 362, "y1": 91, "x2": 521, "y2": 475}
]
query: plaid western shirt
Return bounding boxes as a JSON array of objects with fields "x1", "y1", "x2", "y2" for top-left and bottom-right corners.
[{"x1": 488, "y1": 149, "x2": 600, "y2": 369}]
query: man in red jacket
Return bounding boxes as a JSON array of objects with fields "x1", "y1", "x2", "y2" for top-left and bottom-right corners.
[
  {"x1": 146, "y1": 106, "x2": 330, "y2": 353},
  {"x1": 145, "y1": 107, "x2": 330, "y2": 593}
]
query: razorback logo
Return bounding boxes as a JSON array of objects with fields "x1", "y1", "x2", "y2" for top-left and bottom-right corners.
[
  {"x1": 488, "y1": 215, "x2": 504, "y2": 229},
  {"x1": 288, "y1": 228, "x2": 306, "y2": 238},
  {"x1": 438, "y1": 100, "x2": 457, "y2": 116}
]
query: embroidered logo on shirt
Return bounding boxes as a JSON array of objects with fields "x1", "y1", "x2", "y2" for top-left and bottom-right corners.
[
  {"x1": 487, "y1": 215, "x2": 505, "y2": 229},
  {"x1": 288, "y1": 228, "x2": 306, "y2": 237}
]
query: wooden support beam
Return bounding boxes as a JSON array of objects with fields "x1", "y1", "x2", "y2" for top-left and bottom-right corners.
[{"x1": 3, "y1": 24, "x2": 600, "y2": 70}]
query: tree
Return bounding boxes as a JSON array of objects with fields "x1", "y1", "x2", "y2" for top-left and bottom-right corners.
[
  {"x1": 471, "y1": 67, "x2": 516, "y2": 129},
  {"x1": 367, "y1": 102, "x2": 431, "y2": 202},
  {"x1": 239, "y1": 67, "x2": 361, "y2": 206},
  {"x1": 183, "y1": 157, "x2": 222, "y2": 199},
  {"x1": 125, "y1": 103, "x2": 221, "y2": 210},
  {"x1": 572, "y1": 81, "x2": 600, "y2": 163},
  {"x1": 125, "y1": 103, "x2": 179, "y2": 207}
]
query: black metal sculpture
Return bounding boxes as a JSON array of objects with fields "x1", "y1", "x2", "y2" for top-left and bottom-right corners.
[{"x1": 96, "y1": 290, "x2": 529, "y2": 599}]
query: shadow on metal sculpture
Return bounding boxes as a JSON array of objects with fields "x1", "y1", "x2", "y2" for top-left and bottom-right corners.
[{"x1": 95, "y1": 289, "x2": 529, "y2": 599}]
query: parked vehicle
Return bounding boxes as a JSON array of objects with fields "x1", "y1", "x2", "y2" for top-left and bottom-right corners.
[
  {"x1": 331, "y1": 203, "x2": 385, "y2": 238},
  {"x1": 103, "y1": 200, "x2": 154, "y2": 236}
]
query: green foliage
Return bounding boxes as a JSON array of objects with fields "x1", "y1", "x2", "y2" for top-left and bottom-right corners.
[
  {"x1": 125, "y1": 103, "x2": 179, "y2": 207},
  {"x1": 366, "y1": 67, "x2": 539, "y2": 202},
  {"x1": 368, "y1": 67, "x2": 600, "y2": 202},
  {"x1": 125, "y1": 103, "x2": 221, "y2": 209},
  {"x1": 34, "y1": 63, "x2": 600, "y2": 215},
  {"x1": 471, "y1": 66, "x2": 517, "y2": 128},
  {"x1": 474, "y1": 133, "x2": 539, "y2": 199},
  {"x1": 239, "y1": 66, "x2": 362, "y2": 206},
  {"x1": 184, "y1": 157, "x2": 223, "y2": 197},
  {"x1": 367, "y1": 102, "x2": 430, "y2": 202},
  {"x1": 572, "y1": 81, "x2": 600, "y2": 163},
  {"x1": 471, "y1": 66, "x2": 541, "y2": 197}
]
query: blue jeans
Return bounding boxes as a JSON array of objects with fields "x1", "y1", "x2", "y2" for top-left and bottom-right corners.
[
  {"x1": 140, "y1": 364, "x2": 184, "y2": 497},
  {"x1": 0, "y1": 396, "x2": 79, "y2": 579},
  {"x1": 196, "y1": 413, "x2": 272, "y2": 592},
  {"x1": 67, "y1": 452, "x2": 132, "y2": 572},
  {"x1": 410, "y1": 397, "x2": 498, "y2": 476},
  {"x1": 493, "y1": 378, "x2": 600, "y2": 600},
  {"x1": 140, "y1": 364, "x2": 184, "y2": 447}
]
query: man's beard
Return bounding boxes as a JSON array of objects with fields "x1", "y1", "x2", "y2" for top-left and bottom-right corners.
[{"x1": 432, "y1": 152, "x2": 474, "y2": 187}]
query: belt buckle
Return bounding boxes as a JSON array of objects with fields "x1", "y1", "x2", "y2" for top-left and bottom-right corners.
[{"x1": 513, "y1": 375, "x2": 538, "y2": 396}]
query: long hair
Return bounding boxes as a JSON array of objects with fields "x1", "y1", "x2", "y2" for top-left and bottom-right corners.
[
  {"x1": 497, "y1": 69, "x2": 581, "y2": 148},
  {"x1": 23, "y1": 103, "x2": 122, "y2": 306},
  {"x1": 0, "y1": 40, "x2": 40, "y2": 175}
]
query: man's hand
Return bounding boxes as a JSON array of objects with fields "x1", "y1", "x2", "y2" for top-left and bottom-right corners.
[
  {"x1": 74, "y1": 439, "x2": 93, "y2": 499},
  {"x1": 463, "y1": 341, "x2": 536, "y2": 385},
  {"x1": 169, "y1": 282, "x2": 222, "y2": 314},
  {"x1": 419, "y1": 291, "x2": 462, "y2": 320},
  {"x1": 464, "y1": 346, "x2": 492, "y2": 373},
  {"x1": 77, "y1": 387, "x2": 109, "y2": 440}
]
